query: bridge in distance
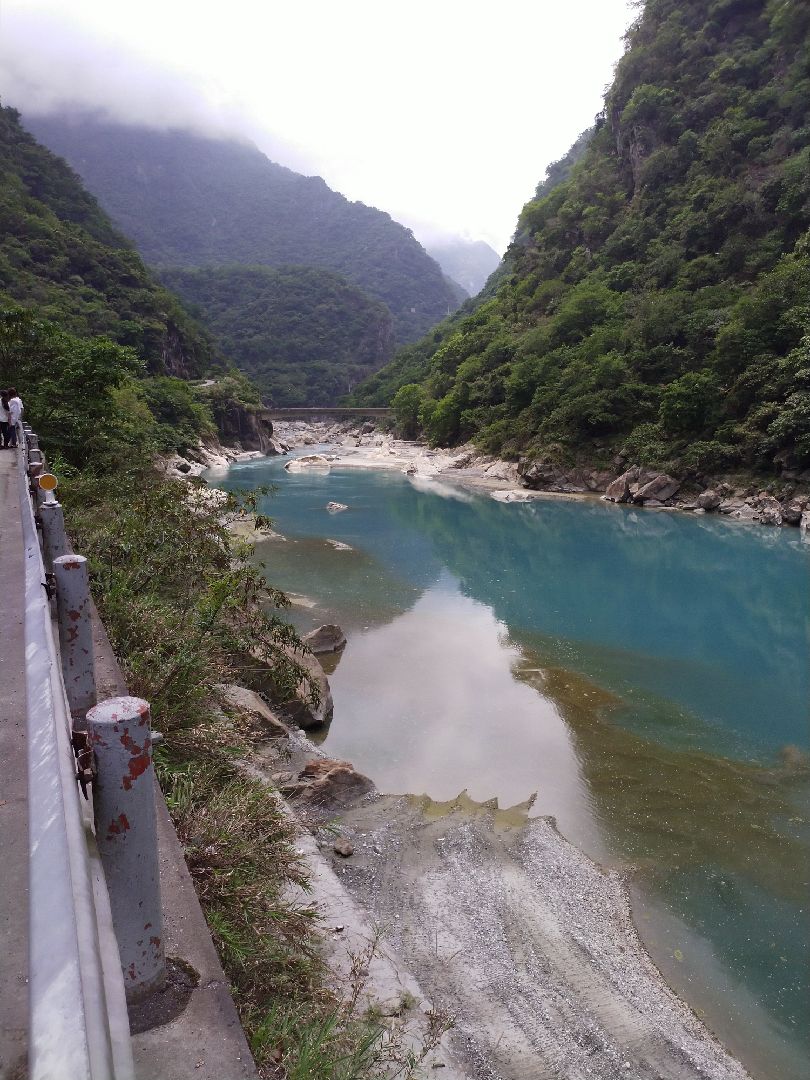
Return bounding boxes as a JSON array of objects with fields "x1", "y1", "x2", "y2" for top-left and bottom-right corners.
[{"x1": 264, "y1": 406, "x2": 391, "y2": 420}]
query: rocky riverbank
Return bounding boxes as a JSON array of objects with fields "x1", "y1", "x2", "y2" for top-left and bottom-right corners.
[{"x1": 263, "y1": 419, "x2": 810, "y2": 533}]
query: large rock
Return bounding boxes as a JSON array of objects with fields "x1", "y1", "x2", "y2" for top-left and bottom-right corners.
[
  {"x1": 292, "y1": 758, "x2": 374, "y2": 809},
  {"x1": 753, "y1": 494, "x2": 783, "y2": 526},
  {"x1": 217, "y1": 684, "x2": 289, "y2": 738},
  {"x1": 247, "y1": 643, "x2": 334, "y2": 729},
  {"x1": 633, "y1": 474, "x2": 681, "y2": 504},
  {"x1": 800, "y1": 510, "x2": 810, "y2": 537},
  {"x1": 284, "y1": 454, "x2": 331, "y2": 471},
  {"x1": 603, "y1": 467, "x2": 640, "y2": 503},
  {"x1": 303, "y1": 624, "x2": 347, "y2": 655},
  {"x1": 326, "y1": 501, "x2": 348, "y2": 512},
  {"x1": 697, "y1": 489, "x2": 722, "y2": 511},
  {"x1": 782, "y1": 501, "x2": 805, "y2": 525}
]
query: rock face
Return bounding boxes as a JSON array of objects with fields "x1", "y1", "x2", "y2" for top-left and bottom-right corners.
[
  {"x1": 214, "y1": 404, "x2": 275, "y2": 453},
  {"x1": 290, "y1": 758, "x2": 374, "y2": 809},
  {"x1": 303, "y1": 624, "x2": 347, "y2": 655},
  {"x1": 217, "y1": 683, "x2": 289, "y2": 738}
]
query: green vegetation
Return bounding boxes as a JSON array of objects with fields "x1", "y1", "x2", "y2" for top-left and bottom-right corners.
[
  {"x1": 0, "y1": 109, "x2": 428, "y2": 1077},
  {"x1": 0, "y1": 104, "x2": 216, "y2": 377},
  {"x1": 25, "y1": 115, "x2": 464, "y2": 347},
  {"x1": 162, "y1": 265, "x2": 394, "y2": 405},
  {"x1": 356, "y1": 0, "x2": 810, "y2": 475}
]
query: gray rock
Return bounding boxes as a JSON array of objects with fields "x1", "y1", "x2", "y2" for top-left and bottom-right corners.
[
  {"x1": 755, "y1": 495, "x2": 783, "y2": 526},
  {"x1": 800, "y1": 510, "x2": 810, "y2": 536},
  {"x1": 218, "y1": 683, "x2": 289, "y2": 738},
  {"x1": 333, "y1": 837, "x2": 354, "y2": 858},
  {"x1": 782, "y1": 502, "x2": 805, "y2": 525},
  {"x1": 326, "y1": 501, "x2": 348, "y2": 512},
  {"x1": 604, "y1": 467, "x2": 640, "y2": 503},
  {"x1": 293, "y1": 758, "x2": 374, "y2": 809},
  {"x1": 247, "y1": 643, "x2": 334, "y2": 729},
  {"x1": 633, "y1": 474, "x2": 681, "y2": 504},
  {"x1": 697, "y1": 489, "x2": 722, "y2": 511},
  {"x1": 303, "y1": 624, "x2": 347, "y2": 655}
]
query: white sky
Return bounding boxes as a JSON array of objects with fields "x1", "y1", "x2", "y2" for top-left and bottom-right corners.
[{"x1": 0, "y1": 0, "x2": 636, "y2": 253}]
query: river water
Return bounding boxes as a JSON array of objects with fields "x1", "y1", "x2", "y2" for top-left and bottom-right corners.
[{"x1": 213, "y1": 457, "x2": 809, "y2": 1080}]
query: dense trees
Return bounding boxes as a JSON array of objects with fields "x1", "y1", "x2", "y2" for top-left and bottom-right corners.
[
  {"x1": 354, "y1": 0, "x2": 810, "y2": 472},
  {"x1": 0, "y1": 105, "x2": 216, "y2": 378},
  {"x1": 161, "y1": 265, "x2": 395, "y2": 405}
]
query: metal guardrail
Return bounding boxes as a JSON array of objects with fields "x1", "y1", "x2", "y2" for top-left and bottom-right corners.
[{"x1": 17, "y1": 432, "x2": 135, "y2": 1080}]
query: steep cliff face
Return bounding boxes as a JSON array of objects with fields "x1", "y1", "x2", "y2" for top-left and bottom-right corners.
[
  {"x1": 355, "y1": 0, "x2": 810, "y2": 476},
  {"x1": 213, "y1": 403, "x2": 275, "y2": 453}
]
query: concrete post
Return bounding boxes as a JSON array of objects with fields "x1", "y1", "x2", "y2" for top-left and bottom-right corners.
[
  {"x1": 53, "y1": 554, "x2": 97, "y2": 723},
  {"x1": 40, "y1": 501, "x2": 69, "y2": 571},
  {"x1": 26, "y1": 432, "x2": 39, "y2": 451},
  {"x1": 86, "y1": 697, "x2": 165, "y2": 1002}
]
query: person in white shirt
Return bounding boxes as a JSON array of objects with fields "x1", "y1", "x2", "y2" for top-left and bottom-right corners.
[
  {"x1": 6, "y1": 388, "x2": 22, "y2": 448},
  {"x1": 0, "y1": 391, "x2": 9, "y2": 448}
]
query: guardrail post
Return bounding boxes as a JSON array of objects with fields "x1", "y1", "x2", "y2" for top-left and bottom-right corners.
[
  {"x1": 26, "y1": 432, "x2": 39, "y2": 451},
  {"x1": 86, "y1": 697, "x2": 165, "y2": 1003},
  {"x1": 40, "y1": 500, "x2": 69, "y2": 571},
  {"x1": 53, "y1": 554, "x2": 97, "y2": 723}
]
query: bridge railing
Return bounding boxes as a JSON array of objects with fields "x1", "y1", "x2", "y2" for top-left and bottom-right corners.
[{"x1": 18, "y1": 428, "x2": 136, "y2": 1080}]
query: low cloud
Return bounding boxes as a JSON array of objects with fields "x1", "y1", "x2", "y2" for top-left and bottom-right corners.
[{"x1": 0, "y1": 8, "x2": 317, "y2": 174}]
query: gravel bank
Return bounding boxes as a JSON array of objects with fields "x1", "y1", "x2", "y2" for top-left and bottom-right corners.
[{"x1": 326, "y1": 797, "x2": 751, "y2": 1080}]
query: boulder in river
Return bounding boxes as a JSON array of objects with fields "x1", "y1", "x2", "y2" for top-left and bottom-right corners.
[
  {"x1": 284, "y1": 454, "x2": 331, "y2": 471},
  {"x1": 326, "y1": 501, "x2": 348, "y2": 512},
  {"x1": 303, "y1": 624, "x2": 347, "y2": 655},
  {"x1": 246, "y1": 643, "x2": 334, "y2": 729},
  {"x1": 697, "y1": 489, "x2": 722, "y2": 511}
]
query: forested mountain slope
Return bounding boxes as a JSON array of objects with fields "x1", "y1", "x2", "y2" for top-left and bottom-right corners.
[
  {"x1": 25, "y1": 114, "x2": 465, "y2": 346},
  {"x1": 0, "y1": 104, "x2": 215, "y2": 377},
  {"x1": 357, "y1": 0, "x2": 810, "y2": 475},
  {"x1": 162, "y1": 265, "x2": 394, "y2": 406}
]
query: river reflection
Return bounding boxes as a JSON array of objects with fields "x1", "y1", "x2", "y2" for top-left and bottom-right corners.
[{"x1": 213, "y1": 458, "x2": 810, "y2": 1080}]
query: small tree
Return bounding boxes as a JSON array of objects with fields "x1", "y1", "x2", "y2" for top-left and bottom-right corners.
[{"x1": 391, "y1": 383, "x2": 425, "y2": 439}]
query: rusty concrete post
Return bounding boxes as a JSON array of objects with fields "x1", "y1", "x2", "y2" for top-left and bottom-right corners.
[
  {"x1": 53, "y1": 554, "x2": 97, "y2": 724},
  {"x1": 86, "y1": 697, "x2": 165, "y2": 1002},
  {"x1": 40, "y1": 500, "x2": 69, "y2": 571}
]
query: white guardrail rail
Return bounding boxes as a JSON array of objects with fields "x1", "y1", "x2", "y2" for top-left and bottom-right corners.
[{"x1": 18, "y1": 431, "x2": 135, "y2": 1080}]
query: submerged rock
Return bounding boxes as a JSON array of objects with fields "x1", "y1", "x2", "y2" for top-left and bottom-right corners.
[
  {"x1": 491, "y1": 489, "x2": 531, "y2": 503},
  {"x1": 303, "y1": 624, "x2": 347, "y2": 655},
  {"x1": 326, "y1": 501, "x2": 348, "y2": 512}
]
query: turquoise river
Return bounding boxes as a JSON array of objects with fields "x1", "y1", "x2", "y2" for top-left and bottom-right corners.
[{"x1": 213, "y1": 456, "x2": 809, "y2": 1080}]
